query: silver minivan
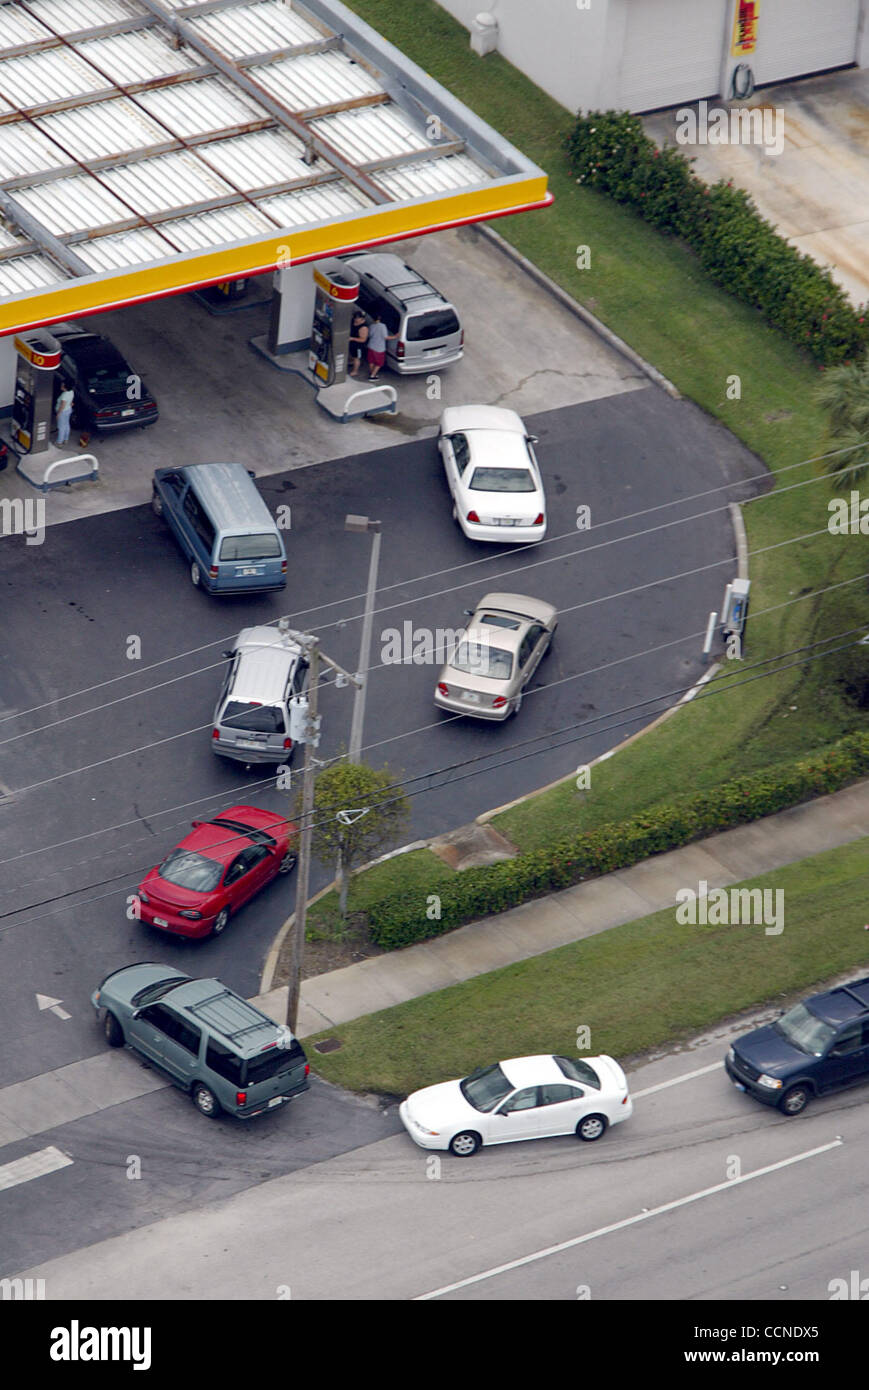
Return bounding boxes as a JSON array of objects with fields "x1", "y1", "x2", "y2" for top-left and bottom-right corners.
[
  {"x1": 212, "y1": 626, "x2": 308, "y2": 765},
  {"x1": 342, "y1": 252, "x2": 463, "y2": 374}
]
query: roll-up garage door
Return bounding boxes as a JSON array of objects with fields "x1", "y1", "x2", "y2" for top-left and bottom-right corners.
[
  {"x1": 749, "y1": 0, "x2": 860, "y2": 86},
  {"x1": 617, "y1": 0, "x2": 730, "y2": 113}
]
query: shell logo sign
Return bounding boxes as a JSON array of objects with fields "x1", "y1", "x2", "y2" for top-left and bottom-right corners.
[
  {"x1": 731, "y1": 0, "x2": 760, "y2": 57},
  {"x1": 13, "y1": 335, "x2": 61, "y2": 370}
]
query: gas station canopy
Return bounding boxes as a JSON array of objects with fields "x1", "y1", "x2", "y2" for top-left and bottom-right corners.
[{"x1": 0, "y1": 0, "x2": 550, "y2": 336}]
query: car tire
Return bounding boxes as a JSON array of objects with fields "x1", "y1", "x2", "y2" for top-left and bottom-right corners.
[
  {"x1": 278, "y1": 851, "x2": 297, "y2": 875},
  {"x1": 577, "y1": 1113, "x2": 607, "y2": 1142},
  {"x1": 211, "y1": 907, "x2": 229, "y2": 937},
  {"x1": 511, "y1": 690, "x2": 523, "y2": 717},
  {"x1": 193, "y1": 1083, "x2": 221, "y2": 1119},
  {"x1": 104, "y1": 1011, "x2": 124, "y2": 1048},
  {"x1": 779, "y1": 1084, "x2": 811, "y2": 1116},
  {"x1": 190, "y1": 561, "x2": 201, "y2": 588},
  {"x1": 151, "y1": 489, "x2": 163, "y2": 517},
  {"x1": 448, "y1": 1131, "x2": 481, "y2": 1157}
]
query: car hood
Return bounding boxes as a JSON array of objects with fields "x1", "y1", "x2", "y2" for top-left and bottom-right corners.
[
  {"x1": 405, "y1": 1079, "x2": 479, "y2": 1131},
  {"x1": 732, "y1": 1023, "x2": 810, "y2": 1074}
]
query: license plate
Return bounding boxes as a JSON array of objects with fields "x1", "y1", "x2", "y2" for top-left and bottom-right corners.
[
  {"x1": 153, "y1": 916, "x2": 168, "y2": 928},
  {"x1": 237, "y1": 738, "x2": 263, "y2": 750},
  {"x1": 121, "y1": 409, "x2": 134, "y2": 417},
  {"x1": 462, "y1": 691, "x2": 481, "y2": 704},
  {"x1": 268, "y1": 1096, "x2": 284, "y2": 1108},
  {"x1": 239, "y1": 567, "x2": 262, "y2": 576}
]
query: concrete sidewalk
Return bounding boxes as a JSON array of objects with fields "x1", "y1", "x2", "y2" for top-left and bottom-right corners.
[{"x1": 253, "y1": 780, "x2": 869, "y2": 1037}]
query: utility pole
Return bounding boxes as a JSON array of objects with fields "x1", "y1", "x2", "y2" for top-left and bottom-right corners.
[{"x1": 284, "y1": 632, "x2": 360, "y2": 1033}]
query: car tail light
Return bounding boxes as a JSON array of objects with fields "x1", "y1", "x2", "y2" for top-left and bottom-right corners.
[
  {"x1": 95, "y1": 408, "x2": 118, "y2": 420},
  {"x1": 492, "y1": 696, "x2": 507, "y2": 708},
  {"x1": 437, "y1": 682, "x2": 449, "y2": 696},
  {"x1": 209, "y1": 565, "x2": 219, "y2": 579},
  {"x1": 236, "y1": 1092, "x2": 247, "y2": 1107},
  {"x1": 283, "y1": 737, "x2": 293, "y2": 750},
  {"x1": 304, "y1": 1064, "x2": 310, "y2": 1076},
  {"x1": 281, "y1": 560, "x2": 287, "y2": 574},
  {"x1": 532, "y1": 513, "x2": 544, "y2": 526},
  {"x1": 467, "y1": 510, "x2": 480, "y2": 524},
  {"x1": 622, "y1": 1094, "x2": 629, "y2": 1105},
  {"x1": 178, "y1": 909, "x2": 202, "y2": 920},
  {"x1": 212, "y1": 728, "x2": 220, "y2": 740},
  {"x1": 397, "y1": 341, "x2": 405, "y2": 358}
]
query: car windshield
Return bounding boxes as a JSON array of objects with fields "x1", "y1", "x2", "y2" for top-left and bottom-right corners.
[
  {"x1": 469, "y1": 467, "x2": 535, "y2": 493},
  {"x1": 158, "y1": 849, "x2": 222, "y2": 893},
  {"x1": 554, "y1": 1056, "x2": 601, "y2": 1089},
  {"x1": 130, "y1": 976, "x2": 189, "y2": 1008},
  {"x1": 406, "y1": 308, "x2": 459, "y2": 341},
  {"x1": 221, "y1": 701, "x2": 285, "y2": 734},
  {"x1": 219, "y1": 533, "x2": 282, "y2": 561},
  {"x1": 775, "y1": 1002, "x2": 836, "y2": 1056},
  {"x1": 451, "y1": 641, "x2": 513, "y2": 680},
  {"x1": 460, "y1": 1063, "x2": 514, "y2": 1112}
]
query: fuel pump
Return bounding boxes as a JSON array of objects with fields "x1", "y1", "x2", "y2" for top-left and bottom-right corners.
[
  {"x1": 11, "y1": 329, "x2": 61, "y2": 454},
  {"x1": 309, "y1": 260, "x2": 360, "y2": 387}
]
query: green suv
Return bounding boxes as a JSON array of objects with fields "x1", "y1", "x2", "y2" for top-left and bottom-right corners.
[{"x1": 92, "y1": 962, "x2": 309, "y2": 1119}]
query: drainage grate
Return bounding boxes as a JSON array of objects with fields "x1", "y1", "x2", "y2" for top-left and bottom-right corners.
[{"x1": 312, "y1": 1037, "x2": 343, "y2": 1054}]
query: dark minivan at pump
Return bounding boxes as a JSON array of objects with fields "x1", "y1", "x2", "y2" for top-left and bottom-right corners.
[
  {"x1": 726, "y1": 975, "x2": 869, "y2": 1115},
  {"x1": 152, "y1": 462, "x2": 286, "y2": 594}
]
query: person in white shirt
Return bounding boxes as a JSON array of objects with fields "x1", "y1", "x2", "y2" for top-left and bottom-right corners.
[{"x1": 55, "y1": 381, "x2": 74, "y2": 446}]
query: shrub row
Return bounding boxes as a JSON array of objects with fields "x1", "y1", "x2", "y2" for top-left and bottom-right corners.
[
  {"x1": 367, "y1": 731, "x2": 869, "y2": 950},
  {"x1": 563, "y1": 110, "x2": 868, "y2": 367}
]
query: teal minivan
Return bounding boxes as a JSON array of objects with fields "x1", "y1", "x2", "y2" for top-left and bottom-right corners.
[{"x1": 152, "y1": 462, "x2": 287, "y2": 594}]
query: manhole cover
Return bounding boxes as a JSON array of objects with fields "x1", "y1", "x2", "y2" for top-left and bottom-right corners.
[{"x1": 313, "y1": 1037, "x2": 343, "y2": 1054}]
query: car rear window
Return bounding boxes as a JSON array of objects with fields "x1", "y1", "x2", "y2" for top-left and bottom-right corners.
[
  {"x1": 220, "y1": 701, "x2": 286, "y2": 734},
  {"x1": 158, "y1": 849, "x2": 222, "y2": 893},
  {"x1": 469, "y1": 467, "x2": 535, "y2": 493},
  {"x1": 219, "y1": 533, "x2": 282, "y2": 561},
  {"x1": 405, "y1": 308, "x2": 460, "y2": 341},
  {"x1": 451, "y1": 641, "x2": 513, "y2": 680},
  {"x1": 555, "y1": 1057, "x2": 601, "y2": 1089},
  {"x1": 243, "y1": 1037, "x2": 305, "y2": 1086}
]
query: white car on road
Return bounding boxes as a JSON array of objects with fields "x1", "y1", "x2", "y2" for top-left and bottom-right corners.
[
  {"x1": 438, "y1": 405, "x2": 546, "y2": 543},
  {"x1": 400, "y1": 1054, "x2": 632, "y2": 1156}
]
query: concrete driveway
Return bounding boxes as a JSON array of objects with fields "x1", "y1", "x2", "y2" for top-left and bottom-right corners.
[
  {"x1": 0, "y1": 223, "x2": 646, "y2": 528},
  {"x1": 645, "y1": 67, "x2": 869, "y2": 307}
]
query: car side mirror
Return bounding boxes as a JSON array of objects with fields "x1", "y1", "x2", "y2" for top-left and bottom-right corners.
[
  {"x1": 527, "y1": 434, "x2": 539, "y2": 445},
  {"x1": 463, "y1": 609, "x2": 473, "y2": 617},
  {"x1": 131, "y1": 1009, "x2": 142, "y2": 1021},
  {"x1": 222, "y1": 650, "x2": 235, "y2": 659},
  {"x1": 247, "y1": 469, "x2": 256, "y2": 479},
  {"x1": 191, "y1": 820, "x2": 202, "y2": 828}
]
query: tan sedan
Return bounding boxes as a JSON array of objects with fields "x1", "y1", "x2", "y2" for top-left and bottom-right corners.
[{"x1": 434, "y1": 592, "x2": 557, "y2": 720}]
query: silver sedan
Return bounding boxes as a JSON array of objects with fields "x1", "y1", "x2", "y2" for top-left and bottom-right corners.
[{"x1": 434, "y1": 592, "x2": 557, "y2": 720}]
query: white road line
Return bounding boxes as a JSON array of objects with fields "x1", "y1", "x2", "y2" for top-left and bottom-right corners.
[
  {"x1": 416, "y1": 1138, "x2": 842, "y2": 1300},
  {"x1": 0, "y1": 1146, "x2": 72, "y2": 1193},
  {"x1": 633, "y1": 1060, "x2": 723, "y2": 1097}
]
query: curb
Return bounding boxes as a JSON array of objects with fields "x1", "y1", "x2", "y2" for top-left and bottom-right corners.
[{"x1": 475, "y1": 222, "x2": 682, "y2": 400}]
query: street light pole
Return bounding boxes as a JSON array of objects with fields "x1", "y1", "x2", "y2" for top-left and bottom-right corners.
[{"x1": 345, "y1": 515, "x2": 381, "y2": 765}]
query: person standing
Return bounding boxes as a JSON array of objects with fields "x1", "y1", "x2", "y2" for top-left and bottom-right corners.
[
  {"x1": 366, "y1": 314, "x2": 396, "y2": 381},
  {"x1": 55, "y1": 379, "x2": 74, "y2": 446},
  {"x1": 348, "y1": 311, "x2": 368, "y2": 377}
]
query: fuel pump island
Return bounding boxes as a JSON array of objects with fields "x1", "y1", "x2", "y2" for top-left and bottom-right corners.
[
  {"x1": 251, "y1": 257, "x2": 397, "y2": 423},
  {"x1": 2, "y1": 328, "x2": 98, "y2": 492}
]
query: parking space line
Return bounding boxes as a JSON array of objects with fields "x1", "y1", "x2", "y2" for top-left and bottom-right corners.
[
  {"x1": 415, "y1": 1139, "x2": 842, "y2": 1299},
  {"x1": 0, "y1": 1145, "x2": 72, "y2": 1193},
  {"x1": 633, "y1": 1060, "x2": 723, "y2": 1097}
]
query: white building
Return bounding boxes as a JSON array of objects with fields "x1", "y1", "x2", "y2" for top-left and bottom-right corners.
[{"x1": 439, "y1": 0, "x2": 869, "y2": 114}]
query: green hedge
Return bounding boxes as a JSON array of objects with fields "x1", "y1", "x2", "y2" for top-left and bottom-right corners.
[
  {"x1": 564, "y1": 111, "x2": 868, "y2": 367},
  {"x1": 368, "y1": 731, "x2": 869, "y2": 949}
]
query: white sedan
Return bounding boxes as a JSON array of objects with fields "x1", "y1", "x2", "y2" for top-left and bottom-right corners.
[
  {"x1": 438, "y1": 405, "x2": 547, "y2": 543},
  {"x1": 399, "y1": 1054, "x2": 632, "y2": 1157}
]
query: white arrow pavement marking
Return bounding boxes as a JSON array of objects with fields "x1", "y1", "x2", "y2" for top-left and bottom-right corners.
[
  {"x1": 415, "y1": 1138, "x2": 843, "y2": 1300},
  {"x1": 35, "y1": 993, "x2": 71, "y2": 1020},
  {"x1": 0, "y1": 1146, "x2": 73, "y2": 1193}
]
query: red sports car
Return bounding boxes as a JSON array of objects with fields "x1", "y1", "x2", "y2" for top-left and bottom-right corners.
[{"x1": 136, "y1": 806, "x2": 298, "y2": 940}]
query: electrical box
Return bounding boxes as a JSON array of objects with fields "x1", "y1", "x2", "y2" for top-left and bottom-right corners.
[{"x1": 721, "y1": 578, "x2": 751, "y2": 636}]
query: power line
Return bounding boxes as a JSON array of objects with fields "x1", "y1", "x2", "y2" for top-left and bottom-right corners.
[
  {"x1": 0, "y1": 629, "x2": 861, "y2": 934},
  {"x1": 1, "y1": 439, "x2": 862, "y2": 736}
]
